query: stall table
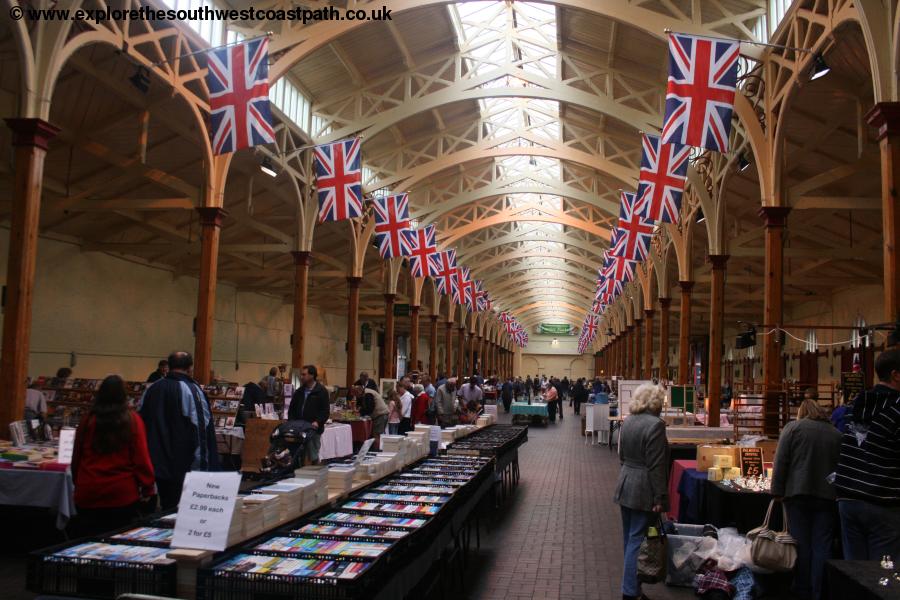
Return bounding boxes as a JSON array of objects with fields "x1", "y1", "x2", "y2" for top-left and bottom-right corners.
[
  {"x1": 319, "y1": 422, "x2": 354, "y2": 461},
  {"x1": 676, "y1": 467, "x2": 708, "y2": 525},
  {"x1": 510, "y1": 402, "x2": 549, "y2": 425},
  {"x1": 826, "y1": 560, "x2": 900, "y2": 600},
  {"x1": 704, "y1": 480, "x2": 775, "y2": 533},
  {"x1": 667, "y1": 459, "x2": 696, "y2": 521},
  {"x1": 0, "y1": 468, "x2": 74, "y2": 529},
  {"x1": 333, "y1": 418, "x2": 373, "y2": 450}
]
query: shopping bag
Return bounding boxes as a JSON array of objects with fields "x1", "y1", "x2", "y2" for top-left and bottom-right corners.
[
  {"x1": 747, "y1": 499, "x2": 797, "y2": 572},
  {"x1": 637, "y1": 519, "x2": 668, "y2": 583}
]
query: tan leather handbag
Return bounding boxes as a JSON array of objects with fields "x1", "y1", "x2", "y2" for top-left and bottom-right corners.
[{"x1": 747, "y1": 499, "x2": 797, "y2": 572}]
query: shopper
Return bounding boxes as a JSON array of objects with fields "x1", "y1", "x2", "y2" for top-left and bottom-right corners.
[
  {"x1": 147, "y1": 359, "x2": 169, "y2": 383},
  {"x1": 544, "y1": 383, "x2": 558, "y2": 422},
  {"x1": 458, "y1": 376, "x2": 483, "y2": 408},
  {"x1": 422, "y1": 375, "x2": 436, "y2": 399},
  {"x1": 139, "y1": 351, "x2": 218, "y2": 510},
  {"x1": 835, "y1": 348, "x2": 900, "y2": 560},
  {"x1": 265, "y1": 366, "x2": 282, "y2": 400},
  {"x1": 55, "y1": 367, "x2": 73, "y2": 380},
  {"x1": 525, "y1": 375, "x2": 533, "y2": 401},
  {"x1": 24, "y1": 382, "x2": 47, "y2": 421},
  {"x1": 287, "y1": 365, "x2": 331, "y2": 464},
  {"x1": 771, "y1": 399, "x2": 842, "y2": 600},
  {"x1": 435, "y1": 377, "x2": 459, "y2": 427},
  {"x1": 73, "y1": 375, "x2": 155, "y2": 536},
  {"x1": 398, "y1": 380, "x2": 414, "y2": 433},
  {"x1": 614, "y1": 383, "x2": 668, "y2": 600},
  {"x1": 501, "y1": 377, "x2": 514, "y2": 413},
  {"x1": 387, "y1": 390, "x2": 402, "y2": 434},
  {"x1": 238, "y1": 379, "x2": 267, "y2": 424},
  {"x1": 354, "y1": 371, "x2": 379, "y2": 392},
  {"x1": 411, "y1": 384, "x2": 429, "y2": 426},
  {"x1": 573, "y1": 378, "x2": 588, "y2": 416}
]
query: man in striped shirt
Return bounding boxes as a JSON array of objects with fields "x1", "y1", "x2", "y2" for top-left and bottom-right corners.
[{"x1": 835, "y1": 348, "x2": 900, "y2": 560}]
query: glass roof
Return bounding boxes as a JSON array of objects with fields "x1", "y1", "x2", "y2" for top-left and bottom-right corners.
[{"x1": 450, "y1": 1, "x2": 570, "y2": 322}]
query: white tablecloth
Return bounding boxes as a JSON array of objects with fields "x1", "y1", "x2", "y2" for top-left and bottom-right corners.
[{"x1": 320, "y1": 423, "x2": 354, "y2": 461}]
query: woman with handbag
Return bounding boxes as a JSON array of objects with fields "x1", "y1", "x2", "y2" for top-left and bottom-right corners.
[
  {"x1": 613, "y1": 383, "x2": 669, "y2": 600},
  {"x1": 770, "y1": 398, "x2": 842, "y2": 600}
]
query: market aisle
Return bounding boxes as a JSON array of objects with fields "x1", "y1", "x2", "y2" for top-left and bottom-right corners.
[{"x1": 465, "y1": 407, "x2": 692, "y2": 600}]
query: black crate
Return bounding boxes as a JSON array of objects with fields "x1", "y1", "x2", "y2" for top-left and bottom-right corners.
[{"x1": 28, "y1": 553, "x2": 177, "y2": 599}]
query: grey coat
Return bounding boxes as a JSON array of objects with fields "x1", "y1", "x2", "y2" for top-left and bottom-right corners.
[
  {"x1": 614, "y1": 413, "x2": 669, "y2": 512},
  {"x1": 771, "y1": 418, "x2": 841, "y2": 500}
]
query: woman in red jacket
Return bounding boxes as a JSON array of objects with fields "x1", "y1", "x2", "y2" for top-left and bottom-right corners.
[{"x1": 71, "y1": 375, "x2": 156, "y2": 537}]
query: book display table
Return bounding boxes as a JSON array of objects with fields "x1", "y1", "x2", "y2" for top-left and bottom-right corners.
[
  {"x1": 510, "y1": 402, "x2": 548, "y2": 425},
  {"x1": 28, "y1": 424, "x2": 525, "y2": 600},
  {"x1": 0, "y1": 468, "x2": 74, "y2": 530},
  {"x1": 826, "y1": 560, "x2": 900, "y2": 600}
]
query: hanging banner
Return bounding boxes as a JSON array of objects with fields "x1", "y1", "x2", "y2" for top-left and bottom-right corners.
[{"x1": 539, "y1": 323, "x2": 574, "y2": 336}]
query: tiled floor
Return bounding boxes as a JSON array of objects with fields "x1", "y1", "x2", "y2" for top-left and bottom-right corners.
[{"x1": 464, "y1": 404, "x2": 692, "y2": 600}]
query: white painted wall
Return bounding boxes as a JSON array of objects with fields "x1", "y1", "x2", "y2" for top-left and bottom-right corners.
[{"x1": 0, "y1": 228, "x2": 438, "y2": 386}]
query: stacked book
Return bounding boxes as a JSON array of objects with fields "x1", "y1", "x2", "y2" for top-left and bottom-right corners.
[
  {"x1": 242, "y1": 494, "x2": 282, "y2": 530},
  {"x1": 253, "y1": 482, "x2": 305, "y2": 523},
  {"x1": 241, "y1": 501, "x2": 265, "y2": 539},
  {"x1": 327, "y1": 465, "x2": 356, "y2": 495},
  {"x1": 274, "y1": 477, "x2": 320, "y2": 514},
  {"x1": 50, "y1": 542, "x2": 174, "y2": 565},
  {"x1": 228, "y1": 497, "x2": 244, "y2": 547},
  {"x1": 293, "y1": 465, "x2": 329, "y2": 507}
]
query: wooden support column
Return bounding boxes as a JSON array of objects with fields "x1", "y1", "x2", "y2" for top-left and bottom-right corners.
[
  {"x1": 290, "y1": 251, "x2": 311, "y2": 371},
  {"x1": 194, "y1": 206, "x2": 228, "y2": 384},
  {"x1": 457, "y1": 326, "x2": 466, "y2": 379},
  {"x1": 659, "y1": 298, "x2": 671, "y2": 382},
  {"x1": 644, "y1": 309, "x2": 655, "y2": 380},
  {"x1": 429, "y1": 315, "x2": 438, "y2": 380},
  {"x1": 707, "y1": 255, "x2": 729, "y2": 428},
  {"x1": 445, "y1": 320, "x2": 454, "y2": 378},
  {"x1": 346, "y1": 277, "x2": 362, "y2": 389},
  {"x1": 867, "y1": 103, "x2": 900, "y2": 329},
  {"x1": 678, "y1": 281, "x2": 694, "y2": 385},
  {"x1": 409, "y1": 305, "x2": 420, "y2": 373},
  {"x1": 468, "y1": 330, "x2": 478, "y2": 375},
  {"x1": 384, "y1": 294, "x2": 396, "y2": 378},
  {"x1": 634, "y1": 318, "x2": 643, "y2": 379},
  {"x1": 760, "y1": 207, "x2": 790, "y2": 434},
  {"x1": 0, "y1": 119, "x2": 59, "y2": 435},
  {"x1": 478, "y1": 336, "x2": 486, "y2": 375},
  {"x1": 624, "y1": 326, "x2": 633, "y2": 378}
]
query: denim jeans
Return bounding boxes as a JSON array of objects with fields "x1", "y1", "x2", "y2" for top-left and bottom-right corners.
[
  {"x1": 785, "y1": 496, "x2": 836, "y2": 600},
  {"x1": 388, "y1": 422, "x2": 400, "y2": 435},
  {"x1": 305, "y1": 431, "x2": 321, "y2": 464},
  {"x1": 839, "y1": 498, "x2": 900, "y2": 560},
  {"x1": 620, "y1": 506, "x2": 655, "y2": 597}
]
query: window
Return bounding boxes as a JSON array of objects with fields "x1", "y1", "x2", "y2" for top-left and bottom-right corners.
[
  {"x1": 804, "y1": 329, "x2": 818, "y2": 353},
  {"x1": 852, "y1": 316, "x2": 870, "y2": 348},
  {"x1": 768, "y1": 0, "x2": 791, "y2": 37},
  {"x1": 158, "y1": 0, "x2": 226, "y2": 46}
]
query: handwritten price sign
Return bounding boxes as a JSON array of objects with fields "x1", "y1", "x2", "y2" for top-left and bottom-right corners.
[{"x1": 171, "y1": 471, "x2": 241, "y2": 551}]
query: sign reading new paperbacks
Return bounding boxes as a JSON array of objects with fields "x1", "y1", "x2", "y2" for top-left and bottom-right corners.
[{"x1": 539, "y1": 323, "x2": 574, "y2": 336}]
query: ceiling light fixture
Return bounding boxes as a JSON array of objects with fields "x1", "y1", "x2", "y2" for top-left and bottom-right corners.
[
  {"x1": 696, "y1": 209, "x2": 706, "y2": 224},
  {"x1": 260, "y1": 156, "x2": 278, "y2": 178},
  {"x1": 738, "y1": 153, "x2": 751, "y2": 172},
  {"x1": 810, "y1": 53, "x2": 831, "y2": 81},
  {"x1": 129, "y1": 66, "x2": 151, "y2": 94}
]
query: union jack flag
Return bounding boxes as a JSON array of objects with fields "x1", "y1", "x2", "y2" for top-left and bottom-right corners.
[
  {"x1": 372, "y1": 193, "x2": 412, "y2": 259},
  {"x1": 207, "y1": 37, "x2": 275, "y2": 155},
  {"x1": 403, "y1": 225, "x2": 438, "y2": 278},
  {"x1": 582, "y1": 314, "x2": 600, "y2": 341},
  {"x1": 610, "y1": 255, "x2": 636, "y2": 282},
  {"x1": 499, "y1": 311, "x2": 514, "y2": 326},
  {"x1": 476, "y1": 284, "x2": 491, "y2": 312},
  {"x1": 636, "y1": 133, "x2": 690, "y2": 224},
  {"x1": 662, "y1": 33, "x2": 740, "y2": 153},
  {"x1": 612, "y1": 191, "x2": 654, "y2": 262},
  {"x1": 599, "y1": 277, "x2": 624, "y2": 301},
  {"x1": 452, "y1": 266, "x2": 471, "y2": 305},
  {"x1": 314, "y1": 138, "x2": 363, "y2": 222},
  {"x1": 432, "y1": 250, "x2": 458, "y2": 295}
]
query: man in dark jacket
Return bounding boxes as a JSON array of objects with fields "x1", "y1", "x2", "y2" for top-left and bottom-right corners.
[
  {"x1": 139, "y1": 351, "x2": 219, "y2": 510},
  {"x1": 288, "y1": 364, "x2": 331, "y2": 464},
  {"x1": 835, "y1": 349, "x2": 900, "y2": 560},
  {"x1": 147, "y1": 359, "x2": 168, "y2": 383},
  {"x1": 500, "y1": 378, "x2": 514, "y2": 413}
]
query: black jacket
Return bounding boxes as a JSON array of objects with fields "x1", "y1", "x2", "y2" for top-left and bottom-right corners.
[
  {"x1": 288, "y1": 382, "x2": 331, "y2": 434},
  {"x1": 138, "y1": 371, "x2": 219, "y2": 482}
]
